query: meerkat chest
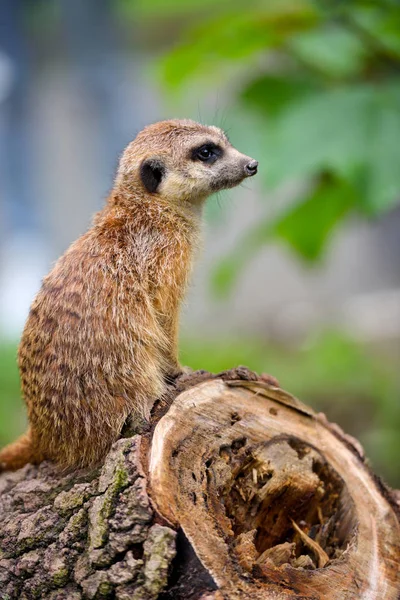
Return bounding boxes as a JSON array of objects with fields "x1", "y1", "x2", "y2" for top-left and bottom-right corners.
[{"x1": 142, "y1": 231, "x2": 194, "y2": 315}]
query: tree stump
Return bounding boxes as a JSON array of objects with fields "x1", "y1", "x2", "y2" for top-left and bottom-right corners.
[{"x1": 1, "y1": 368, "x2": 399, "y2": 600}]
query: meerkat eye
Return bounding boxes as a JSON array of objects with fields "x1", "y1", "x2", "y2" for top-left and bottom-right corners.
[
  {"x1": 198, "y1": 147, "x2": 212, "y2": 159},
  {"x1": 192, "y1": 143, "x2": 222, "y2": 164}
]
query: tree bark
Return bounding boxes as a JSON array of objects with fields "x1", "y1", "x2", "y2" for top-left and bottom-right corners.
[{"x1": 1, "y1": 368, "x2": 399, "y2": 600}]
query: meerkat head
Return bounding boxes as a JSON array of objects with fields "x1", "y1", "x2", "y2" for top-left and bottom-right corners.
[{"x1": 116, "y1": 119, "x2": 258, "y2": 206}]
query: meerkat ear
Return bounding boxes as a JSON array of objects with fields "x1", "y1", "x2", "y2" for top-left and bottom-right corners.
[{"x1": 140, "y1": 158, "x2": 165, "y2": 193}]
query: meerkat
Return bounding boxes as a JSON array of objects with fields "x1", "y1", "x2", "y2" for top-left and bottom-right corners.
[{"x1": 0, "y1": 119, "x2": 258, "y2": 471}]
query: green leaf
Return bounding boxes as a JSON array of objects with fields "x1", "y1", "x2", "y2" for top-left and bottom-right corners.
[
  {"x1": 263, "y1": 85, "x2": 375, "y2": 187},
  {"x1": 160, "y1": 2, "x2": 318, "y2": 87},
  {"x1": 366, "y1": 85, "x2": 400, "y2": 213},
  {"x1": 241, "y1": 74, "x2": 319, "y2": 118},
  {"x1": 251, "y1": 82, "x2": 400, "y2": 215},
  {"x1": 211, "y1": 176, "x2": 356, "y2": 295},
  {"x1": 350, "y1": 5, "x2": 400, "y2": 59},
  {"x1": 288, "y1": 25, "x2": 367, "y2": 78},
  {"x1": 243, "y1": 80, "x2": 400, "y2": 211},
  {"x1": 270, "y1": 176, "x2": 355, "y2": 259},
  {"x1": 158, "y1": 0, "x2": 400, "y2": 268}
]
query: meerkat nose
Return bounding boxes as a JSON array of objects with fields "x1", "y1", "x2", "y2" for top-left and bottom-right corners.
[{"x1": 245, "y1": 159, "x2": 258, "y2": 176}]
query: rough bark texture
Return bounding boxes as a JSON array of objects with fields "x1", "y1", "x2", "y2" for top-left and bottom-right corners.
[
  {"x1": 0, "y1": 437, "x2": 176, "y2": 600},
  {"x1": 1, "y1": 368, "x2": 399, "y2": 600}
]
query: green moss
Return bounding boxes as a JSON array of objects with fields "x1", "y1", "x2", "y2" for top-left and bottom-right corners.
[
  {"x1": 88, "y1": 495, "x2": 109, "y2": 550},
  {"x1": 88, "y1": 482, "x2": 125, "y2": 550},
  {"x1": 88, "y1": 441, "x2": 133, "y2": 551},
  {"x1": 98, "y1": 439, "x2": 132, "y2": 493},
  {"x1": 52, "y1": 567, "x2": 69, "y2": 587},
  {"x1": 67, "y1": 507, "x2": 88, "y2": 532},
  {"x1": 24, "y1": 580, "x2": 47, "y2": 599},
  {"x1": 112, "y1": 463, "x2": 129, "y2": 491},
  {"x1": 98, "y1": 581, "x2": 114, "y2": 596},
  {"x1": 54, "y1": 484, "x2": 92, "y2": 513},
  {"x1": 143, "y1": 525, "x2": 176, "y2": 596}
]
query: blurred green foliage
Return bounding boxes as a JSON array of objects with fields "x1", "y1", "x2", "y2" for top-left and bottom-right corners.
[
  {"x1": 0, "y1": 344, "x2": 26, "y2": 448},
  {"x1": 1, "y1": 334, "x2": 399, "y2": 485},
  {"x1": 130, "y1": 0, "x2": 400, "y2": 292}
]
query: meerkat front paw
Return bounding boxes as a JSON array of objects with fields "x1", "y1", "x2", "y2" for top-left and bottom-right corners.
[
  {"x1": 164, "y1": 365, "x2": 192, "y2": 384},
  {"x1": 180, "y1": 365, "x2": 193, "y2": 375}
]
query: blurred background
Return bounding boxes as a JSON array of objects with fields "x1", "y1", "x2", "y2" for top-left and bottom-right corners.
[{"x1": 0, "y1": 0, "x2": 399, "y2": 485}]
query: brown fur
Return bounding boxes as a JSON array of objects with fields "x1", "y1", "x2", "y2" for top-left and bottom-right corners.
[{"x1": 0, "y1": 119, "x2": 257, "y2": 471}]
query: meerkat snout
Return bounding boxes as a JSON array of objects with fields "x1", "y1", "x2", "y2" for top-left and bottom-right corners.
[{"x1": 245, "y1": 159, "x2": 258, "y2": 176}]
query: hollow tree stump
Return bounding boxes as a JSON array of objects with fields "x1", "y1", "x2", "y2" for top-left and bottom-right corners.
[{"x1": 0, "y1": 368, "x2": 399, "y2": 599}]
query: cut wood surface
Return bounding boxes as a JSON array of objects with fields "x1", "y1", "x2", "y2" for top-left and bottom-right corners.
[{"x1": 1, "y1": 368, "x2": 399, "y2": 599}]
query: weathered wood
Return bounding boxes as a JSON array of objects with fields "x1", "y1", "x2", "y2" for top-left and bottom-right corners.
[
  {"x1": 0, "y1": 369, "x2": 399, "y2": 599},
  {"x1": 149, "y1": 376, "x2": 400, "y2": 599}
]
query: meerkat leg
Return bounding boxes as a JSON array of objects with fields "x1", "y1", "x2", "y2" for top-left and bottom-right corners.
[
  {"x1": 31, "y1": 403, "x2": 129, "y2": 470},
  {"x1": 158, "y1": 309, "x2": 183, "y2": 378}
]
